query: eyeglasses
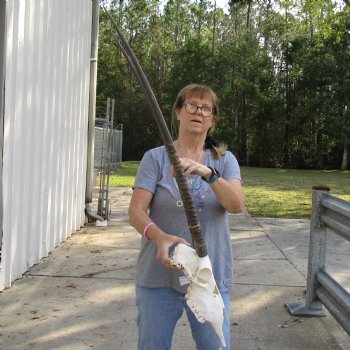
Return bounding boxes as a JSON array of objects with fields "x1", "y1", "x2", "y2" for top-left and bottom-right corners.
[{"x1": 183, "y1": 102, "x2": 214, "y2": 117}]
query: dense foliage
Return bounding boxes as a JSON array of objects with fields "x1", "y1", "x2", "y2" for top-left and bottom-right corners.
[{"x1": 97, "y1": 0, "x2": 350, "y2": 169}]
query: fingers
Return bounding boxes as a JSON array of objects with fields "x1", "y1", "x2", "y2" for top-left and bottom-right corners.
[
  {"x1": 177, "y1": 237, "x2": 190, "y2": 246},
  {"x1": 156, "y1": 235, "x2": 190, "y2": 269},
  {"x1": 170, "y1": 160, "x2": 195, "y2": 177},
  {"x1": 183, "y1": 164, "x2": 196, "y2": 176},
  {"x1": 180, "y1": 158, "x2": 199, "y2": 176},
  {"x1": 157, "y1": 251, "x2": 177, "y2": 269},
  {"x1": 179, "y1": 158, "x2": 209, "y2": 178}
]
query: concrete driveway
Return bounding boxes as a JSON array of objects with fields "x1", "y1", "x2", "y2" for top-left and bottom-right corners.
[{"x1": 0, "y1": 187, "x2": 349, "y2": 350}]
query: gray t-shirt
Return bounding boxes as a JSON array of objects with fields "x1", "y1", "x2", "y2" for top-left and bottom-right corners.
[{"x1": 134, "y1": 146, "x2": 241, "y2": 294}]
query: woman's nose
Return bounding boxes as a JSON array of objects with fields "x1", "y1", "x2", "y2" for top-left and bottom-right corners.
[{"x1": 195, "y1": 106, "x2": 204, "y2": 115}]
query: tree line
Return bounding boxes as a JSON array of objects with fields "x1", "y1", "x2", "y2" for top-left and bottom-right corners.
[{"x1": 97, "y1": 0, "x2": 350, "y2": 169}]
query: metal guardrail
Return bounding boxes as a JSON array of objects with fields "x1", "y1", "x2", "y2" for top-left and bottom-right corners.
[{"x1": 286, "y1": 186, "x2": 350, "y2": 335}]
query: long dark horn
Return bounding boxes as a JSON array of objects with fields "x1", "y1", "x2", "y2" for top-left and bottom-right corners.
[{"x1": 101, "y1": 4, "x2": 207, "y2": 257}]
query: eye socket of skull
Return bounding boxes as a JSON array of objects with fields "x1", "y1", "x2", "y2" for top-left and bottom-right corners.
[{"x1": 197, "y1": 267, "x2": 211, "y2": 284}]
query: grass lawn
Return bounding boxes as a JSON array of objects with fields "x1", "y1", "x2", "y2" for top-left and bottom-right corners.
[
  {"x1": 107, "y1": 161, "x2": 350, "y2": 219},
  {"x1": 108, "y1": 161, "x2": 140, "y2": 187},
  {"x1": 240, "y1": 167, "x2": 349, "y2": 218}
]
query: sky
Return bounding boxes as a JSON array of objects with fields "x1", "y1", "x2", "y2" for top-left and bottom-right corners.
[
  {"x1": 206, "y1": 0, "x2": 227, "y2": 12},
  {"x1": 215, "y1": 0, "x2": 228, "y2": 10}
]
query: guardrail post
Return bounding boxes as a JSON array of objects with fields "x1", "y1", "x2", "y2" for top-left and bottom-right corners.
[{"x1": 285, "y1": 185, "x2": 330, "y2": 316}]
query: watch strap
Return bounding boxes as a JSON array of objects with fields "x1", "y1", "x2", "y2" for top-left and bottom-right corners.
[{"x1": 202, "y1": 166, "x2": 221, "y2": 183}]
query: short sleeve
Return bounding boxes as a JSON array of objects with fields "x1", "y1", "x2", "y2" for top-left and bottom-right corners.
[
  {"x1": 221, "y1": 151, "x2": 242, "y2": 181},
  {"x1": 133, "y1": 149, "x2": 160, "y2": 194}
]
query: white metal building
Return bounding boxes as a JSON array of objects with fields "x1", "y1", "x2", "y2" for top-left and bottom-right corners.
[{"x1": 0, "y1": 0, "x2": 98, "y2": 290}]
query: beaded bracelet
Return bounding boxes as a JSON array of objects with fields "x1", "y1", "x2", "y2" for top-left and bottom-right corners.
[{"x1": 143, "y1": 222, "x2": 156, "y2": 240}]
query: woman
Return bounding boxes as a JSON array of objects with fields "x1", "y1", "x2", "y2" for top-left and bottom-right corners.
[{"x1": 128, "y1": 84, "x2": 245, "y2": 350}]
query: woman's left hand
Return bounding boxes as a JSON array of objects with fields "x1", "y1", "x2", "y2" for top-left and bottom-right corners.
[{"x1": 173, "y1": 158, "x2": 212, "y2": 179}]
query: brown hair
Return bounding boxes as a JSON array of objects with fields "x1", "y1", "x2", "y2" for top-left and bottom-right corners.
[{"x1": 171, "y1": 84, "x2": 226, "y2": 159}]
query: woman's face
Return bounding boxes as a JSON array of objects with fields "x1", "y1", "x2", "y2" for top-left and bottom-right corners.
[{"x1": 176, "y1": 94, "x2": 216, "y2": 136}]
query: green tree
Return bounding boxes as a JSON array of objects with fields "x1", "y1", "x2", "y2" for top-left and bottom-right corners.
[{"x1": 97, "y1": 0, "x2": 349, "y2": 168}]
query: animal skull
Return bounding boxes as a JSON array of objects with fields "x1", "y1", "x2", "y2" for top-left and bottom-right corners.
[{"x1": 171, "y1": 243, "x2": 226, "y2": 347}]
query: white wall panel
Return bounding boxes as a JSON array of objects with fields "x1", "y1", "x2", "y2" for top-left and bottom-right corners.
[{"x1": 0, "y1": 0, "x2": 93, "y2": 290}]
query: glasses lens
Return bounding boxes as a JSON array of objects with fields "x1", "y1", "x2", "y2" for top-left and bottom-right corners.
[
  {"x1": 185, "y1": 102, "x2": 197, "y2": 114},
  {"x1": 202, "y1": 107, "x2": 213, "y2": 117},
  {"x1": 184, "y1": 102, "x2": 213, "y2": 117}
]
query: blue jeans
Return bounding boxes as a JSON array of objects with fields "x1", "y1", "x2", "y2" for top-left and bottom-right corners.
[{"x1": 136, "y1": 285, "x2": 231, "y2": 350}]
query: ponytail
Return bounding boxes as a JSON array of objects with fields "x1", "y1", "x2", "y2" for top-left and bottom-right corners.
[{"x1": 205, "y1": 135, "x2": 227, "y2": 160}]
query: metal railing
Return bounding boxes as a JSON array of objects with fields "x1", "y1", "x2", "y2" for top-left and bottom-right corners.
[
  {"x1": 286, "y1": 186, "x2": 350, "y2": 335},
  {"x1": 94, "y1": 98, "x2": 123, "y2": 220},
  {"x1": 95, "y1": 99, "x2": 123, "y2": 169}
]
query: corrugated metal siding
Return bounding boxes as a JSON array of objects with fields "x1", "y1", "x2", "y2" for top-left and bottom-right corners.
[{"x1": 0, "y1": 0, "x2": 93, "y2": 290}]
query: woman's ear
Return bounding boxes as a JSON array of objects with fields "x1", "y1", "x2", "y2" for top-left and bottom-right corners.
[{"x1": 176, "y1": 108, "x2": 181, "y2": 121}]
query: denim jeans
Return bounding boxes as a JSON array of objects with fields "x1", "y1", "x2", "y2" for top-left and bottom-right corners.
[{"x1": 136, "y1": 285, "x2": 231, "y2": 350}]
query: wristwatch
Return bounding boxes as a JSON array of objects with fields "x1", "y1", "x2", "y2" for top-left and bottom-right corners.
[{"x1": 202, "y1": 166, "x2": 221, "y2": 184}]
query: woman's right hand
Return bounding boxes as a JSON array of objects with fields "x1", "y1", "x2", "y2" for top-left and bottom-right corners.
[
  {"x1": 152, "y1": 231, "x2": 189, "y2": 269},
  {"x1": 128, "y1": 188, "x2": 190, "y2": 269}
]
